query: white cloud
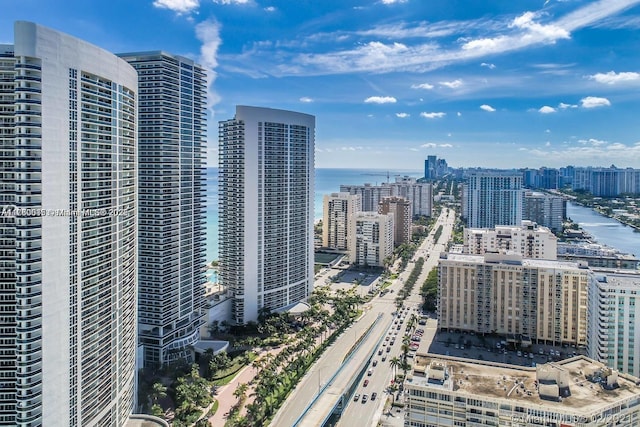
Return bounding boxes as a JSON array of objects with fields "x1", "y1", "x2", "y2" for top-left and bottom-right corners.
[
  {"x1": 396, "y1": 112, "x2": 410, "y2": 118},
  {"x1": 153, "y1": 0, "x2": 199, "y2": 13},
  {"x1": 439, "y1": 79, "x2": 463, "y2": 89},
  {"x1": 411, "y1": 83, "x2": 434, "y2": 90},
  {"x1": 195, "y1": 19, "x2": 222, "y2": 109},
  {"x1": 420, "y1": 112, "x2": 446, "y2": 119},
  {"x1": 364, "y1": 96, "x2": 397, "y2": 104},
  {"x1": 299, "y1": 96, "x2": 313, "y2": 103},
  {"x1": 580, "y1": 96, "x2": 611, "y2": 108},
  {"x1": 558, "y1": 102, "x2": 578, "y2": 109},
  {"x1": 214, "y1": 0, "x2": 250, "y2": 4},
  {"x1": 538, "y1": 106, "x2": 557, "y2": 114},
  {"x1": 480, "y1": 104, "x2": 496, "y2": 112},
  {"x1": 481, "y1": 62, "x2": 496, "y2": 69},
  {"x1": 421, "y1": 143, "x2": 437, "y2": 148},
  {"x1": 545, "y1": 129, "x2": 551, "y2": 133},
  {"x1": 440, "y1": 143, "x2": 453, "y2": 148},
  {"x1": 588, "y1": 71, "x2": 640, "y2": 84},
  {"x1": 578, "y1": 138, "x2": 607, "y2": 146},
  {"x1": 381, "y1": 0, "x2": 408, "y2": 3},
  {"x1": 457, "y1": 112, "x2": 462, "y2": 117},
  {"x1": 264, "y1": 6, "x2": 276, "y2": 12}
]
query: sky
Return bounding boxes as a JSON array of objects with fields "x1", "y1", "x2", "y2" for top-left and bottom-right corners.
[{"x1": 2, "y1": 0, "x2": 640, "y2": 170}]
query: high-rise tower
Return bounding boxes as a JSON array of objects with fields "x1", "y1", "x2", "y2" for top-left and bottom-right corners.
[
  {"x1": 219, "y1": 106, "x2": 315, "y2": 324},
  {"x1": 0, "y1": 22, "x2": 137, "y2": 426},
  {"x1": 118, "y1": 51, "x2": 207, "y2": 367},
  {"x1": 462, "y1": 171, "x2": 524, "y2": 228}
]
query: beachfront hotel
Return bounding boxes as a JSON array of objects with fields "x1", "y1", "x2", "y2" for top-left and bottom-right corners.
[
  {"x1": 0, "y1": 22, "x2": 137, "y2": 425},
  {"x1": 218, "y1": 106, "x2": 315, "y2": 324},
  {"x1": 438, "y1": 253, "x2": 590, "y2": 347},
  {"x1": 119, "y1": 51, "x2": 207, "y2": 367}
]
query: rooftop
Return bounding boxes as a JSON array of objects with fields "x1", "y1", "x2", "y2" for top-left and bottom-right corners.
[
  {"x1": 441, "y1": 252, "x2": 587, "y2": 271},
  {"x1": 408, "y1": 355, "x2": 640, "y2": 413}
]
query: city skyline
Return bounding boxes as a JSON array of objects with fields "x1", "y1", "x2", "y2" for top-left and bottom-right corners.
[{"x1": 2, "y1": 1, "x2": 640, "y2": 169}]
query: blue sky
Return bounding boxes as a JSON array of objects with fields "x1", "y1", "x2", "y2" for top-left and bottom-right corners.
[{"x1": 2, "y1": 0, "x2": 640, "y2": 170}]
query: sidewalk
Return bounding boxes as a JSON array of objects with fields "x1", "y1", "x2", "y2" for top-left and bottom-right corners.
[{"x1": 207, "y1": 363, "x2": 257, "y2": 426}]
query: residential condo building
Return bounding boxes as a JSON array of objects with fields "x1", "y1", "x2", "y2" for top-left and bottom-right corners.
[
  {"x1": 119, "y1": 51, "x2": 207, "y2": 367},
  {"x1": 218, "y1": 106, "x2": 315, "y2": 324},
  {"x1": 388, "y1": 176, "x2": 433, "y2": 217},
  {"x1": 523, "y1": 191, "x2": 565, "y2": 233},
  {"x1": 0, "y1": 21, "x2": 137, "y2": 426},
  {"x1": 438, "y1": 253, "x2": 590, "y2": 347},
  {"x1": 463, "y1": 221, "x2": 557, "y2": 260},
  {"x1": 322, "y1": 192, "x2": 361, "y2": 250},
  {"x1": 339, "y1": 183, "x2": 391, "y2": 212},
  {"x1": 462, "y1": 171, "x2": 524, "y2": 228},
  {"x1": 406, "y1": 355, "x2": 640, "y2": 427},
  {"x1": 588, "y1": 272, "x2": 640, "y2": 377},
  {"x1": 378, "y1": 196, "x2": 412, "y2": 246},
  {"x1": 348, "y1": 212, "x2": 394, "y2": 267}
]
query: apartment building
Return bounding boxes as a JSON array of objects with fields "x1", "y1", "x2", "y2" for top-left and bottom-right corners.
[
  {"x1": 218, "y1": 106, "x2": 314, "y2": 324},
  {"x1": 388, "y1": 176, "x2": 433, "y2": 217},
  {"x1": 406, "y1": 355, "x2": 640, "y2": 427},
  {"x1": 322, "y1": 192, "x2": 361, "y2": 250},
  {"x1": 588, "y1": 272, "x2": 640, "y2": 377},
  {"x1": 378, "y1": 196, "x2": 412, "y2": 246},
  {"x1": 463, "y1": 221, "x2": 557, "y2": 260},
  {"x1": 119, "y1": 51, "x2": 207, "y2": 367},
  {"x1": 339, "y1": 183, "x2": 391, "y2": 212},
  {"x1": 0, "y1": 22, "x2": 137, "y2": 426},
  {"x1": 463, "y1": 171, "x2": 524, "y2": 228},
  {"x1": 438, "y1": 253, "x2": 590, "y2": 346},
  {"x1": 523, "y1": 191, "x2": 565, "y2": 233},
  {"x1": 348, "y1": 212, "x2": 394, "y2": 267}
]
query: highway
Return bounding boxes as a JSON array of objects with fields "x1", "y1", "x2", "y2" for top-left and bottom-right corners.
[
  {"x1": 270, "y1": 208, "x2": 456, "y2": 427},
  {"x1": 336, "y1": 208, "x2": 455, "y2": 427}
]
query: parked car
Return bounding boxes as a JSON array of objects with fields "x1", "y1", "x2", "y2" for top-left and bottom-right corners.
[
  {"x1": 362, "y1": 394, "x2": 368, "y2": 403},
  {"x1": 368, "y1": 369, "x2": 373, "y2": 376},
  {"x1": 363, "y1": 379, "x2": 369, "y2": 387},
  {"x1": 372, "y1": 360, "x2": 378, "y2": 367},
  {"x1": 371, "y1": 392, "x2": 378, "y2": 401},
  {"x1": 353, "y1": 393, "x2": 360, "y2": 402}
]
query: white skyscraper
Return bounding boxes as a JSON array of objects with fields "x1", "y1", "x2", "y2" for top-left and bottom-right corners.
[
  {"x1": 463, "y1": 171, "x2": 524, "y2": 228},
  {"x1": 0, "y1": 22, "x2": 137, "y2": 426},
  {"x1": 119, "y1": 51, "x2": 207, "y2": 367},
  {"x1": 348, "y1": 212, "x2": 394, "y2": 267},
  {"x1": 219, "y1": 106, "x2": 315, "y2": 324}
]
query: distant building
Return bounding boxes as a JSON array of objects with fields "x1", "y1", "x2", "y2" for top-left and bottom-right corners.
[
  {"x1": 558, "y1": 242, "x2": 640, "y2": 269},
  {"x1": 378, "y1": 196, "x2": 412, "y2": 246},
  {"x1": 339, "y1": 183, "x2": 391, "y2": 212},
  {"x1": 119, "y1": 51, "x2": 207, "y2": 367},
  {"x1": 523, "y1": 191, "x2": 565, "y2": 233},
  {"x1": 438, "y1": 253, "x2": 590, "y2": 346},
  {"x1": 406, "y1": 355, "x2": 640, "y2": 427},
  {"x1": 572, "y1": 166, "x2": 640, "y2": 196},
  {"x1": 0, "y1": 21, "x2": 137, "y2": 426},
  {"x1": 588, "y1": 272, "x2": 640, "y2": 377},
  {"x1": 463, "y1": 221, "x2": 557, "y2": 260},
  {"x1": 462, "y1": 171, "x2": 524, "y2": 228},
  {"x1": 348, "y1": 212, "x2": 394, "y2": 267},
  {"x1": 388, "y1": 176, "x2": 433, "y2": 217},
  {"x1": 322, "y1": 192, "x2": 361, "y2": 250},
  {"x1": 424, "y1": 155, "x2": 448, "y2": 179},
  {"x1": 218, "y1": 106, "x2": 315, "y2": 324}
]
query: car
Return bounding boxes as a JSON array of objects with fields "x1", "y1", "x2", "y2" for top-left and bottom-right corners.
[
  {"x1": 517, "y1": 351, "x2": 522, "y2": 357},
  {"x1": 361, "y1": 394, "x2": 368, "y2": 403},
  {"x1": 371, "y1": 392, "x2": 378, "y2": 401},
  {"x1": 353, "y1": 393, "x2": 360, "y2": 402},
  {"x1": 372, "y1": 360, "x2": 378, "y2": 367},
  {"x1": 385, "y1": 336, "x2": 390, "y2": 341},
  {"x1": 386, "y1": 346, "x2": 391, "y2": 353},
  {"x1": 367, "y1": 369, "x2": 373, "y2": 376},
  {"x1": 382, "y1": 355, "x2": 387, "y2": 361},
  {"x1": 363, "y1": 379, "x2": 369, "y2": 387},
  {"x1": 378, "y1": 349, "x2": 383, "y2": 355}
]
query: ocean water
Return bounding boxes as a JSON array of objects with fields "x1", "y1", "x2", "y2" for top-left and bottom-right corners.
[{"x1": 205, "y1": 167, "x2": 422, "y2": 263}]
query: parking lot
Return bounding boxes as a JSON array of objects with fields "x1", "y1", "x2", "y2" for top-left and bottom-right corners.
[{"x1": 425, "y1": 330, "x2": 586, "y2": 367}]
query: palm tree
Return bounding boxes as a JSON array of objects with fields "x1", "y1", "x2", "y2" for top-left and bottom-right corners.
[
  {"x1": 150, "y1": 381, "x2": 167, "y2": 406},
  {"x1": 389, "y1": 356, "x2": 401, "y2": 380},
  {"x1": 233, "y1": 382, "x2": 248, "y2": 403}
]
